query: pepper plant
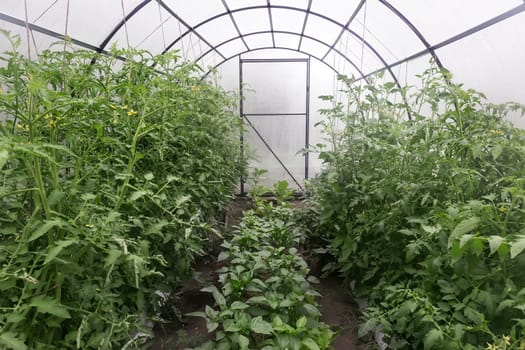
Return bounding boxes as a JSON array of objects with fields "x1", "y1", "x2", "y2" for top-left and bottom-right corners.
[{"x1": 190, "y1": 182, "x2": 334, "y2": 350}]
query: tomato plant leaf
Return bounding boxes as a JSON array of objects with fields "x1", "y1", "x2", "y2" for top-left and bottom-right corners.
[
  {"x1": 30, "y1": 295, "x2": 71, "y2": 319},
  {"x1": 510, "y1": 235, "x2": 525, "y2": 259},
  {"x1": 44, "y1": 239, "x2": 76, "y2": 265},
  {"x1": 423, "y1": 329, "x2": 443, "y2": 350},
  {"x1": 448, "y1": 217, "x2": 480, "y2": 248},
  {"x1": 0, "y1": 332, "x2": 27, "y2": 350},
  {"x1": 488, "y1": 235, "x2": 504, "y2": 255}
]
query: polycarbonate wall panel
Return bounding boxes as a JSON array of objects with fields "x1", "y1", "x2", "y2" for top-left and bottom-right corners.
[
  {"x1": 162, "y1": 0, "x2": 224, "y2": 28},
  {"x1": 349, "y1": 1, "x2": 426, "y2": 65},
  {"x1": 244, "y1": 115, "x2": 306, "y2": 190},
  {"x1": 107, "y1": 1, "x2": 175, "y2": 54},
  {"x1": 195, "y1": 15, "x2": 238, "y2": 48},
  {"x1": 243, "y1": 33, "x2": 274, "y2": 51},
  {"x1": 303, "y1": 15, "x2": 341, "y2": 46},
  {"x1": 436, "y1": 12, "x2": 525, "y2": 128},
  {"x1": 310, "y1": 0, "x2": 362, "y2": 25},
  {"x1": 271, "y1": 8, "x2": 305, "y2": 33},
  {"x1": 233, "y1": 9, "x2": 271, "y2": 35},
  {"x1": 243, "y1": 61, "x2": 307, "y2": 115},
  {"x1": 226, "y1": 0, "x2": 267, "y2": 11},
  {"x1": 388, "y1": 0, "x2": 522, "y2": 44}
]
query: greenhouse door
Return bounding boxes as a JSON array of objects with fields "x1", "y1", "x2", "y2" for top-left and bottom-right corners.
[{"x1": 239, "y1": 58, "x2": 310, "y2": 194}]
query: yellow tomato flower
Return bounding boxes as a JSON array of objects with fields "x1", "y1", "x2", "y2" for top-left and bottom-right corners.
[
  {"x1": 498, "y1": 207, "x2": 507, "y2": 213},
  {"x1": 502, "y1": 335, "x2": 510, "y2": 346},
  {"x1": 127, "y1": 109, "x2": 138, "y2": 116},
  {"x1": 191, "y1": 85, "x2": 200, "y2": 92},
  {"x1": 485, "y1": 343, "x2": 497, "y2": 350}
]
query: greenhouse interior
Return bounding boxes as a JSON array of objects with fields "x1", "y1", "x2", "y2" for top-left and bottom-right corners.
[{"x1": 1, "y1": 1, "x2": 525, "y2": 349}]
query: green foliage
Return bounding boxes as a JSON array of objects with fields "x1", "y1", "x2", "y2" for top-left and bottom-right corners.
[
  {"x1": 306, "y1": 66, "x2": 525, "y2": 348},
  {"x1": 190, "y1": 199, "x2": 334, "y2": 349},
  {"x1": 0, "y1": 36, "x2": 244, "y2": 348}
]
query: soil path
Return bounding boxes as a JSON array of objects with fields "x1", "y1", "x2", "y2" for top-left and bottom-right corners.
[{"x1": 149, "y1": 199, "x2": 368, "y2": 349}]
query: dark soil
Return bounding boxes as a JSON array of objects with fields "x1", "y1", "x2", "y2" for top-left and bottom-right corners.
[{"x1": 148, "y1": 198, "x2": 370, "y2": 350}]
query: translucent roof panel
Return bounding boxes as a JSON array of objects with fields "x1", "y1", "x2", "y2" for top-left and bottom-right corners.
[
  {"x1": 273, "y1": 33, "x2": 301, "y2": 50},
  {"x1": 1, "y1": 0, "x2": 525, "y2": 111},
  {"x1": 348, "y1": 1, "x2": 426, "y2": 65},
  {"x1": 195, "y1": 15, "x2": 238, "y2": 48},
  {"x1": 271, "y1": 8, "x2": 305, "y2": 33},
  {"x1": 270, "y1": 0, "x2": 310, "y2": 10},
  {"x1": 216, "y1": 38, "x2": 248, "y2": 59},
  {"x1": 243, "y1": 33, "x2": 274, "y2": 50},
  {"x1": 303, "y1": 14, "x2": 341, "y2": 46},
  {"x1": 388, "y1": 0, "x2": 522, "y2": 44},
  {"x1": 162, "y1": 0, "x2": 224, "y2": 28},
  {"x1": 226, "y1": 0, "x2": 267, "y2": 11},
  {"x1": 106, "y1": 1, "x2": 175, "y2": 54},
  {"x1": 436, "y1": 12, "x2": 525, "y2": 106},
  {"x1": 233, "y1": 9, "x2": 271, "y2": 35},
  {"x1": 310, "y1": 0, "x2": 362, "y2": 25}
]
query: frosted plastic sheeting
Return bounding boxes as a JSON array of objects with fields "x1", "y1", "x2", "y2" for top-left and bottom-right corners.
[
  {"x1": 436, "y1": 12, "x2": 525, "y2": 128},
  {"x1": 310, "y1": 0, "x2": 362, "y2": 25},
  {"x1": 303, "y1": 14, "x2": 341, "y2": 46},
  {"x1": 388, "y1": 0, "x2": 522, "y2": 44},
  {"x1": 233, "y1": 9, "x2": 271, "y2": 35},
  {"x1": 349, "y1": 1, "x2": 425, "y2": 64},
  {"x1": 243, "y1": 62, "x2": 307, "y2": 115},
  {"x1": 271, "y1": 8, "x2": 305, "y2": 34},
  {"x1": 244, "y1": 115, "x2": 306, "y2": 189}
]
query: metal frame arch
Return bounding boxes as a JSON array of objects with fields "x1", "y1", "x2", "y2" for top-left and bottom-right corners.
[
  {"x1": 194, "y1": 30, "x2": 368, "y2": 81},
  {"x1": 378, "y1": 0, "x2": 444, "y2": 68},
  {"x1": 162, "y1": 5, "x2": 406, "y2": 95},
  {"x1": 162, "y1": 5, "x2": 396, "y2": 70},
  {"x1": 202, "y1": 46, "x2": 352, "y2": 81},
  {"x1": 97, "y1": 0, "x2": 151, "y2": 52}
]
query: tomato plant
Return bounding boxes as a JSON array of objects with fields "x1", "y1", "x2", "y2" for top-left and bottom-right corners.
[
  {"x1": 0, "y1": 34, "x2": 244, "y2": 349},
  {"x1": 305, "y1": 66, "x2": 525, "y2": 349}
]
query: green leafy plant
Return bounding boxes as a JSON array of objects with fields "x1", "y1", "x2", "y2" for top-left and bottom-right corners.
[
  {"x1": 0, "y1": 34, "x2": 244, "y2": 349},
  {"x1": 305, "y1": 66, "x2": 525, "y2": 349},
  {"x1": 189, "y1": 192, "x2": 334, "y2": 349}
]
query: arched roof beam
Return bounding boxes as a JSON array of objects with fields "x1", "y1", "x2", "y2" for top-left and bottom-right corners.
[
  {"x1": 378, "y1": 0, "x2": 443, "y2": 68},
  {"x1": 97, "y1": 0, "x2": 151, "y2": 52},
  {"x1": 352, "y1": 2, "x2": 525, "y2": 84},
  {"x1": 195, "y1": 30, "x2": 368, "y2": 82},
  {"x1": 162, "y1": 5, "x2": 405, "y2": 94},
  {"x1": 202, "y1": 46, "x2": 346, "y2": 80}
]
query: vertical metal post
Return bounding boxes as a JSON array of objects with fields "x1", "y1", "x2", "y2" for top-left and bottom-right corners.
[
  {"x1": 305, "y1": 58, "x2": 311, "y2": 179},
  {"x1": 239, "y1": 56, "x2": 245, "y2": 195}
]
